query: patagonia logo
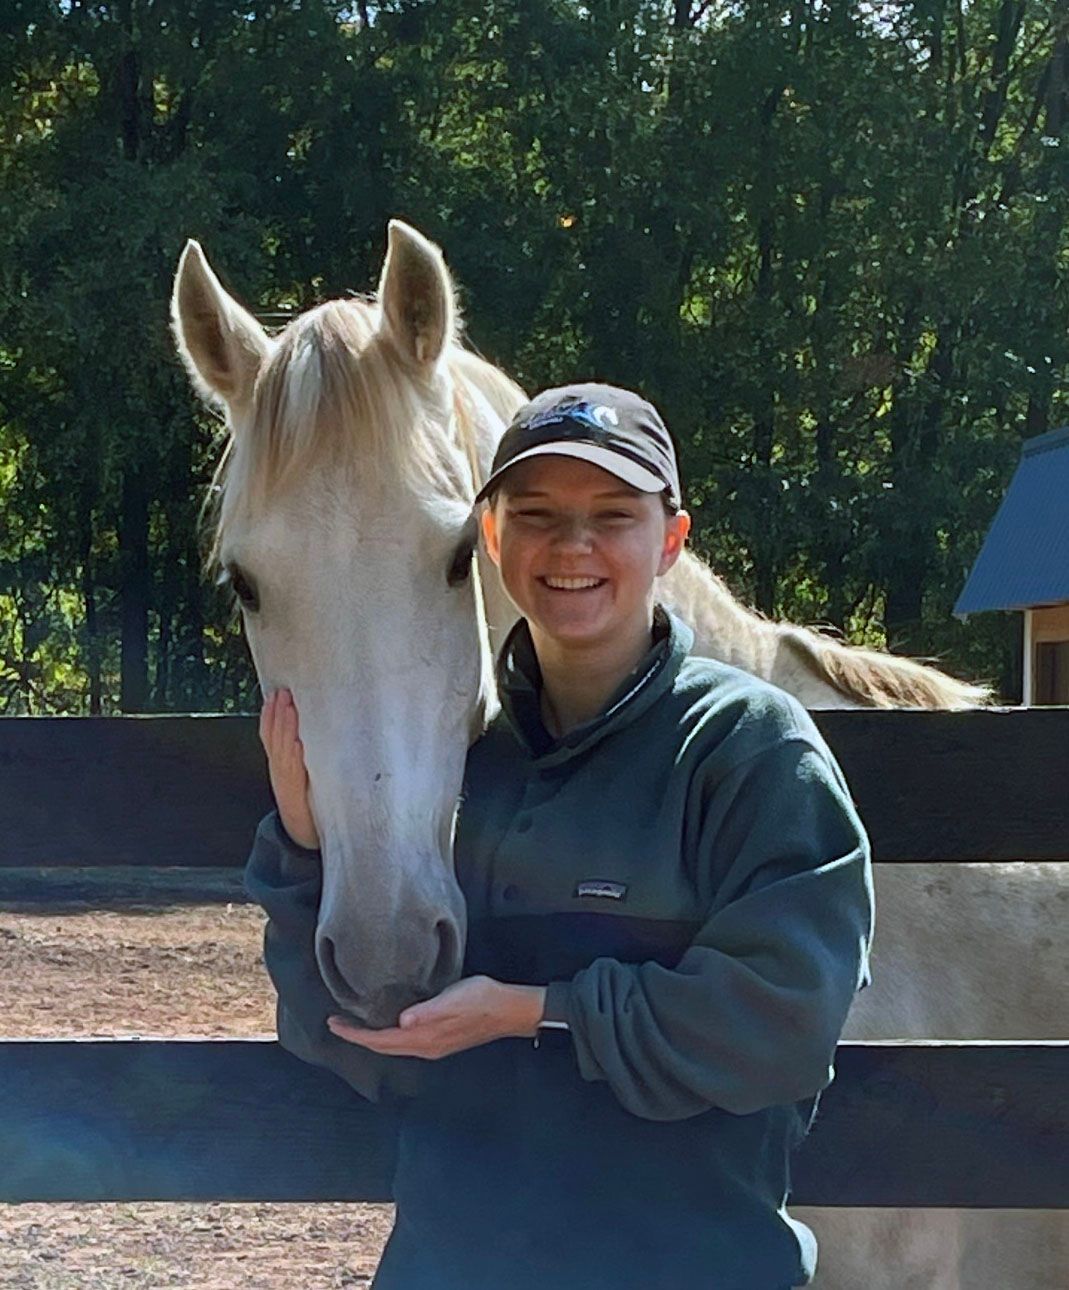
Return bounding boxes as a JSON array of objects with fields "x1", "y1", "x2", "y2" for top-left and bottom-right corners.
[{"x1": 575, "y1": 880, "x2": 628, "y2": 901}]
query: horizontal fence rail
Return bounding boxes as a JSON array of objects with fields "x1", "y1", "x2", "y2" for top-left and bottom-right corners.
[
  {"x1": 1, "y1": 709, "x2": 1066, "y2": 1213},
  {"x1": 0, "y1": 709, "x2": 1067, "y2": 867},
  {"x1": 2, "y1": 1039, "x2": 1066, "y2": 1207}
]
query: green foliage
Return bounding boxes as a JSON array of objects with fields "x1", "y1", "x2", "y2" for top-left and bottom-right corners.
[{"x1": 0, "y1": 0, "x2": 1066, "y2": 711}]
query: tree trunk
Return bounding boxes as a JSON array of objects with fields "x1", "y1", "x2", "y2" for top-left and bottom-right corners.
[
  {"x1": 172, "y1": 415, "x2": 209, "y2": 712},
  {"x1": 119, "y1": 463, "x2": 150, "y2": 712},
  {"x1": 752, "y1": 210, "x2": 777, "y2": 616},
  {"x1": 181, "y1": 539, "x2": 209, "y2": 711},
  {"x1": 810, "y1": 168, "x2": 848, "y2": 629},
  {"x1": 78, "y1": 494, "x2": 102, "y2": 715},
  {"x1": 751, "y1": 78, "x2": 786, "y2": 617},
  {"x1": 1019, "y1": 35, "x2": 1068, "y2": 439},
  {"x1": 154, "y1": 570, "x2": 174, "y2": 710},
  {"x1": 82, "y1": 573, "x2": 102, "y2": 715},
  {"x1": 884, "y1": 328, "x2": 955, "y2": 653}
]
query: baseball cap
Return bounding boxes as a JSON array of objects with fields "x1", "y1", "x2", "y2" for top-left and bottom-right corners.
[{"x1": 474, "y1": 382, "x2": 682, "y2": 510}]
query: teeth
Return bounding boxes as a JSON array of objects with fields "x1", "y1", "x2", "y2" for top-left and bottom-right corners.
[{"x1": 544, "y1": 576, "x2": 603, "y2": 590}]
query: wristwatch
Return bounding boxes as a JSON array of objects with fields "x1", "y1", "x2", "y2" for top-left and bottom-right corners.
[{"x1": 532, "y1": 981, "x2": 571, "y2": 1048}]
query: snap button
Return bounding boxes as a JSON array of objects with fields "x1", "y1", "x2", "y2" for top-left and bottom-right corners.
[{"x1": 502, "y1": 884, "x2": 520, "y2": 902}]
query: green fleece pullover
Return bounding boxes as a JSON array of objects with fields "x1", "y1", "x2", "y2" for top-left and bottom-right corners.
[{"x1": 245, "y1": 606, "x2": 874, "y2": 1289}]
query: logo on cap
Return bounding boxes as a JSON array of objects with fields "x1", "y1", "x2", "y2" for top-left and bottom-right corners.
[{"x1": 525, "y1": 401, "x2": 620, "y2": 436}]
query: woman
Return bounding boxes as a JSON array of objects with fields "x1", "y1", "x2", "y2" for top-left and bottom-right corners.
[{"x1": 246, "y1": 383, "x2": 874, "y2": 1289}]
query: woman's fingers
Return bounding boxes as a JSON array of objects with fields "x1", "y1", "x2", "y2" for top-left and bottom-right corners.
[
  {"x1": 260, "y1": 688, "x2": 307, "y2": 773},
  {"x1": 280, "y1": 695, "x2": 299, "y2": 754},
  {"x1": 258, "y1": 688, "x2": 318, "y2": 849},
  {"x1": 258, "y1": 690, "x2": 271, "y2": 748}
]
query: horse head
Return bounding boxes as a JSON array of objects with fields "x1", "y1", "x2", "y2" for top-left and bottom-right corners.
[{"x1": 172, "y1": 220, "x2": 519, "y2": 1028}]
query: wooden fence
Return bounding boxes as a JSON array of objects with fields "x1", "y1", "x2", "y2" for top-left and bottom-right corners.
[{"x1": 1, "y1": 709, "x2": 1066, "y2": 1207}]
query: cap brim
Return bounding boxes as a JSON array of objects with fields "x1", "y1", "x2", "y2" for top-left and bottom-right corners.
[{"x1": 475, "y1": 442, "x2": 667, "y2": 503}]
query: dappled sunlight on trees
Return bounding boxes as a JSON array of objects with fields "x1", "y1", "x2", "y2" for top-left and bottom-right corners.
[{"x1": 0, "y1": 0, "x2": 1065, "y2": 711}]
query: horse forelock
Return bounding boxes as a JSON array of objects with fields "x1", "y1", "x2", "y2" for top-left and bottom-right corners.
[{"x1": 201, "y1": 296, "x2": 489, "y2": 576}]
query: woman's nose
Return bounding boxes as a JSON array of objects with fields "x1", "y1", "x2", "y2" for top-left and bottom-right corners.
[{"x1": 551, "y1": 518, "x2": 594, "y2": 550}]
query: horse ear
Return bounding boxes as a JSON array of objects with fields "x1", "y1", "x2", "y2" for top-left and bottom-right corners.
[
  {"x1": 377, "y1": 220, "x2": 455, "y2": 367},
  {"x1": 171, "y1": 240, "x2": 272, "y2": 406}
]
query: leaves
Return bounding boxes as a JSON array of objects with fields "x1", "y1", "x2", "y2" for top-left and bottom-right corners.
[{"x1": 1, "y1": 0, "x2": 1066, "y2": 710}]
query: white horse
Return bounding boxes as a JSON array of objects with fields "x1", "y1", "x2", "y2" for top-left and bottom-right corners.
[{"x1": 172, "y1": 220, "x2": 1065, "y2": 1289}]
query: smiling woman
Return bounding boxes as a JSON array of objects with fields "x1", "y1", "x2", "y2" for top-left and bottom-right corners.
[
  {"x1": 476, "y1": 383, "x2": 691, "y2": 733},
  {"x1": 249, "y1": 380, "x2": 875, "y2": 1290},
  {"x1": 482, "y1": 456, "x2": 690, "y2": 733}
]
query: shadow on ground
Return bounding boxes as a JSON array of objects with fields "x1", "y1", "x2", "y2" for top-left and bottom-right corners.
[{"x1": 0, "y1": 867, "x2": 248, "y2": 913}]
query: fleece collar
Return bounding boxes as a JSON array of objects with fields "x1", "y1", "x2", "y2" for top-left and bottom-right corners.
[{"x1": 495, "y1": 604, "x2": 694, "y2": 764}]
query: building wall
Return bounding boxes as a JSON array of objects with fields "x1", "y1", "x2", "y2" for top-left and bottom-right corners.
[
  {"x1": 1030, "y1": 602, "x2": 1069, "y2": 705},
  {"x1": 1032, "y1": 604, "x2": 1069, "y2": 642}
]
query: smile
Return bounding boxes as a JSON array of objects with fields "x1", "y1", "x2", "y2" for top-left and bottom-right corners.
[{"x1": 540, "y1": 576, "x2": 607, "y2": 591}]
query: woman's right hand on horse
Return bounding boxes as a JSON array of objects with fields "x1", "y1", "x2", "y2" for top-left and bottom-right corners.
[{"x1": 260, "y1": 688, "x2": 321, "y2": 851}]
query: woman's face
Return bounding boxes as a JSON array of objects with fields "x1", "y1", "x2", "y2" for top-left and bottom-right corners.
[{"x1": 481, "y1": 454, "x2": 689, "y2": 650}]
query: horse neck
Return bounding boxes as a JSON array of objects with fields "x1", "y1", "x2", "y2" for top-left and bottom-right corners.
[
  {"x1": 661, "y1": 554, "x2": 880, "y2": 706},
  {"x1": 662, "y1": 551, "x2": 989, "y2": 710},
  {"x1": 660, "y1": 552, "x2": 783, "y2": 679}
]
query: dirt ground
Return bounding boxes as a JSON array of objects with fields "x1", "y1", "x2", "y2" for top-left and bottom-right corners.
[{"x1": 0, "y1": 869, "x2": 394, "y2": 1289}]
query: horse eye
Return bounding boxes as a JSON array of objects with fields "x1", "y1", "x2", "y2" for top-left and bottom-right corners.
[
  {"x1": 447, "y1": 539, "x2": 475, "y2": 587},
  {"x1": 218, "y1": 563, "x2": 260, "y2": 612},
  {"x1": 447, "y1": 515, "x2": 478, "y2": 587}
]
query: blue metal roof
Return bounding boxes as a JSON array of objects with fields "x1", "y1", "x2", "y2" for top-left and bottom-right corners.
[{"x1": 954, "y1": 425, "x2": 1069, "y2": 616}]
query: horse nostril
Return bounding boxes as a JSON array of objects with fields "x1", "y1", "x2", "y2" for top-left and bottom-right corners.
[
  {"x1": 433, "y1": 918, "x2": 463, "y2": 983},
  {"x1": 318, "y1": 933, "x2": 338, "y2": 982},
  {"x1": 316, "y1": 934, "x2": 359, "y2": 1010},
  {"x1": 317, "y1": 918, "x2": 463, "y2": 1024}
]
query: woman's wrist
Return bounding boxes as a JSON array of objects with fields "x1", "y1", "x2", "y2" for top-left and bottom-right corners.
[
  {"x1": 498, "y1": 982, "x2": 546, "y2": 1039},
  {"x1": 276, "y1": 806, "x2": 320, "y2": 852}
]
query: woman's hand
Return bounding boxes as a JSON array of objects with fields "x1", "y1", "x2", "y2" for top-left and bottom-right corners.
[
  {"x1": 260, "y1": 688, "x2": 320, "y2": 851},
  {"x1": 327, "y1": 976, "x2": 547, "y2": 1059}
]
